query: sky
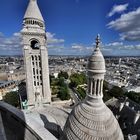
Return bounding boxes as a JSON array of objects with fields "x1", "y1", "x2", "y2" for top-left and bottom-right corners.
[{"x1": 0, "y1": 0, "x2": 140, "y2": 56}]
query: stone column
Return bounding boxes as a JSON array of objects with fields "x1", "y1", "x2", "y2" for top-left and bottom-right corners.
[
  {"x1": 24, "y1": 47, "x2": 34, "y2": 105},
  {"x1": 40, "y1": 46, "x2": 51, "y2": 103}
]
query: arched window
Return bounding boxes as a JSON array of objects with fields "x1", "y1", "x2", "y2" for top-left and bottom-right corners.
[{"x1": 30, "y1": 40, "x2": 40, "y2": 49}]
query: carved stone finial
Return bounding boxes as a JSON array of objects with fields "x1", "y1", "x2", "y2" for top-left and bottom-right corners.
[{"x1": 96, "y1": 34, "x2": 100, "y2": 48}]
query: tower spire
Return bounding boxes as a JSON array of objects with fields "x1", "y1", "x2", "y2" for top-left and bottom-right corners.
[{"x1": 24, "y1": 0, "x2": 44, "y2": 22}]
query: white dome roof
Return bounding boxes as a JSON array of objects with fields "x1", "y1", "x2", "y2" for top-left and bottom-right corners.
[
  {"x1": 62, "y1": 96, "x2": 124, "y2": 140},
  {"x1": 24, "y1": 0, "x2": 44, "y2": 22},
  {"x1": 88, "y1": 35, "x2": 105, "y2": 73},
  {"x1": 88, "y1": 47, "x2": 105, "y2": 73}
]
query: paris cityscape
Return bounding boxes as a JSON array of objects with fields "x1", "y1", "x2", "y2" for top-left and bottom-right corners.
[{"x1": 0, "y1": 0, "x2": 140, "y2": 140}]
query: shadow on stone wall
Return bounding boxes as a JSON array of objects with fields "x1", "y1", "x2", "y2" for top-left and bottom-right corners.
[
  {"x1": 40, "y1": 114, "x2": 63, "y2": 139},
  {"x1": 0, "y1": 101, "x2": 26, "y2": 140}
]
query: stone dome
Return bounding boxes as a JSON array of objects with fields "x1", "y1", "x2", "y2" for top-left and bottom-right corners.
[
  {"x1": 24, "y1": 0, "x2": 44, "y2": 22},
  {"x1": 62, "y1": 35, "x2": 124, "y2": 140},
  {"x1": 62, "y1": 96, "x2": 124, "y2": 140},
  {"x1": 88, "y1": 34, "x2": 105, "y2": 73}
]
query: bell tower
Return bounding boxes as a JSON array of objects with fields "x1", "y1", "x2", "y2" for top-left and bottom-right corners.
[{"x1": 21, "y1": 0, "x2": 51, "y2": 106}]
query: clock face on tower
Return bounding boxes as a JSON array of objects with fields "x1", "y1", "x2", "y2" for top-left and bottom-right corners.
[{"x1": 31, "y1": 40, "x2": 40, "y2": 49}]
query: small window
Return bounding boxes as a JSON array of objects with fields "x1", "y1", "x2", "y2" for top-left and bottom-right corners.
[
  {"x1": 39, "y1": 62, "x2": 41, "y2": 67},
  {"x1": 36, "y1": 69, "x2": 38, "y2": 74},
  {"x1": 38, "y1": 56, "x2": 41, "y2": 60},
  {"x1": 32, "y1": 55, "x2": 34, "y2": 60},
  {"x1": 35, "y1": 56, "x2": 37, "y2": 61},
  {"x1": 33, "y1": 68, "x2": 35, "y2": 75}
]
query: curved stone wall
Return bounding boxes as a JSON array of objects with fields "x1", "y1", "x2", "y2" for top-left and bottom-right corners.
[{"x1": 0, "y1": 101, "x2": 57, "y2": 140}]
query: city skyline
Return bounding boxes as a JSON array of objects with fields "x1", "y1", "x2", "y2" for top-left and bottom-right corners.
[{"x1": 0, "y1": 0, "x2": 140, "y2": 56}]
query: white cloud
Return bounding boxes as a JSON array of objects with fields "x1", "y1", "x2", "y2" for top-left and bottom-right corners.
[
  {"x1": 108, "y1": 3, "x2": 128, "y2": 17},
  {"x1": 107, "y1": 7, "x2": 140, "y2": 41},
  {"x1": 48, "y1": 43, "x2": 95, "y2": 56},
  {"x1": 107, "y1": 42, "x2": 123, "y2": 46},
  {"x1": 0, "y1": 32, "x2": 65, "y2": 55},
  {"x1": 105, "y1": 41, "x2": 140, "y2": 50},
  {"x1": 46, "y1": 32, "x2": 66, "y2": 54},
  {"x1": 46, "y1": 32, "x2": 64, "y2": 44},
  {"x1": 0, "y1": 32, "x2": 22, "y2": 54},
  {"x1": 71, "y1": 45, "x2": 84, "y2": 50}
]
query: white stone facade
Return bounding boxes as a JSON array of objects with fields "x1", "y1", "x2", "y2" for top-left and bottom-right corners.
[{"x1": 21, "y1": 0, "x2": 51, "y2": 106}]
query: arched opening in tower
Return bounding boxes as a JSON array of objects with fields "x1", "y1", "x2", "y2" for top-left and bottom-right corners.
[{"x1": 31, "y1": 40, "x2": 40, "y2": 49}]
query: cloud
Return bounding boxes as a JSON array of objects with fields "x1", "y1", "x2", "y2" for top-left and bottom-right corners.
[
  {"x1": 124, "y1": 44, "x2": 140, "y2": 50},
  {"x1": 71, "y1": 45, "x2": 84, "y2": 50},
  {"x1": 67, "y1": 42, "x2": 140, "y2": 56},
  {"x1": 48, "y1": 42, "x2": 96, "y2": 56},
  {"x1": 46, "y1": 32, "x2": 64, "y2": 44},
  {"x1": 105, "y1": 41, "x2": 140, "y2": 51},
  {"x1": 48, "y1": 43, "x2": 93, "y2": 56},
  {"x1": 107, "y1": 42, "x2": 123, "y2": 47},
  {"x1": 107, "y1": 7, "x2": 140, "y2": 41},
  {"x1": 0, "y1": 32, "x2": 65, "y2": 55},
  {"x1": 0, "y1": 32, "x2": 22, "y2": 55},
  {"x1": 108, "y1": 3, "x2": 128, "y2": 17},
  {"x1": 0, "y1": 31, "x2": 139, "y2": 56},
  {"x1": 46, "y1": 32, "x2": 67, "y2": 54}
]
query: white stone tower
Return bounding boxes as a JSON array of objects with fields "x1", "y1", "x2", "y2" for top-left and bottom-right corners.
[
  {"x1": 62, "y1": 35, "x2": 124, "y2": 140},
  {"x1": 21, "y1": 0, "x2": 51, "y2": 106}
]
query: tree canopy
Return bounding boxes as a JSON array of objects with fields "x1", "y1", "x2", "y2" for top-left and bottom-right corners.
[
  {"x1": 3, "y1": 91, "x2": 20, "y2": 107},
  {"x1": 58, "y1": 71, "x2": 69, "y2": 79},
  {"x1": 69, "y1": 73, "x2": 87, "y2": 88},
  {"x1": 125, "y1": 91, "x2": 140, "y2": 104}
]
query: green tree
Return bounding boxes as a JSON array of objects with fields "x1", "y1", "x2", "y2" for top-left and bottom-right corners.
[
  {"x1": 50, "y1": 76, "x2": 70, "y2": 100},
  {"x1": 50, "y1": 75, "x2": 55, "y2": 85},
  {"x1": 51, "y1": 86, "x2": 59, "y2": 95},
  {"x1": 58, "y1": 77, "x2": 66, "y2": 87},
  {"x1": 125, "y1": 91, "x2": 140, "y2": 104},
  {"x1": 103, "y1": 81, "x2": 112, "y2": 102},
  {"x1": 108, "y1": 86, "x2": 125, "y2": 98},
  {"x1": 3, "y1": 91, "x2": 20, "y2": 107},
  {"x1": 57, "y1": 86, "x2": 70, "y2": 100},
  {"x1": 77, "y1": 87, "x2": 86, "y2": 99},
  {"x1": 58, "y1": 71, "x2": 69, "y2": 79},
  {"x1": 69, "y1": 73, "x2": 87, "y2": 88}
]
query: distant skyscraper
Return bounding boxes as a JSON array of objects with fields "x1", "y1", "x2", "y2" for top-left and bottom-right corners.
[{"x1": 21, "y1": 0, "x2": 51, "y2": 106}]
